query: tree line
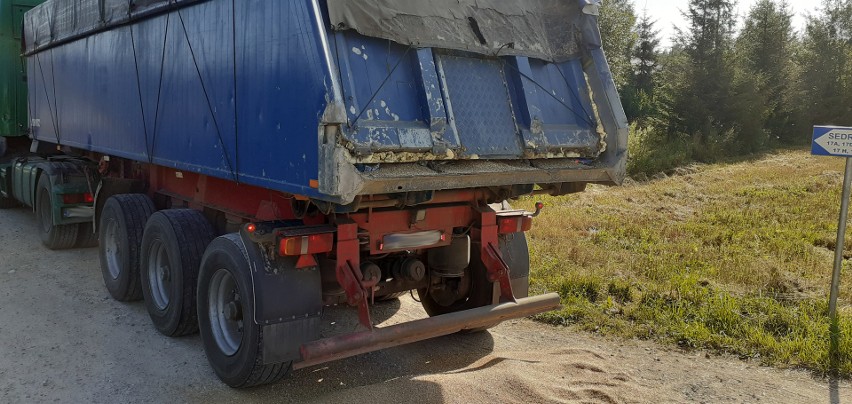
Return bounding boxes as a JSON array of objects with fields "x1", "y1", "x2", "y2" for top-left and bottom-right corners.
[{"x1": 599, "y1": 0, "x2": 852, "y2": 174}]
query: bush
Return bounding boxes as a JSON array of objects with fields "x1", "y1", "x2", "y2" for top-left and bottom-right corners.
[{"x1": 627, "y1": 123, "x2": 691, "y2": 177}]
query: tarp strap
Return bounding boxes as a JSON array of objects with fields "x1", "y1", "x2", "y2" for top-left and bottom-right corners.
[
  {"x1": 35, "y1": 52, "x2": 61, "y2": 146},
  {"x1": 176, "y1": 8, "x2": 237, "y2": 182}
]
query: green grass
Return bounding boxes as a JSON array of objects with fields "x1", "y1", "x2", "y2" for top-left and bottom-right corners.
[{"x1": 519, "y1": 150, "x2": 852, "y2": 377}]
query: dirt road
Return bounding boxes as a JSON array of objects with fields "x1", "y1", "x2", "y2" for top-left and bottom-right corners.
[{"x1": 0, "y1": 208, "x2": 848, "y2": 403}]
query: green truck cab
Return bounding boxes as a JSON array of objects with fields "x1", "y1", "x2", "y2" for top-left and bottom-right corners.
[
  {"x1": 0, "y1": 0, "x2": 43, "y2": 156},
  {"x1": 0, "y1": 0, "x2": 97, "y2": 249}
]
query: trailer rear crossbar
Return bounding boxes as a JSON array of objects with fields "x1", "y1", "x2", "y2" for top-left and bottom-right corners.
[{"x1": 294, "y1": 293, "x2": 562, "y2": 370}]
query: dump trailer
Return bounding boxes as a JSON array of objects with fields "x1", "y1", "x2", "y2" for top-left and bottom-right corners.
[
  {"x1": 0, "y1": 0, "x2": 627, "y2": 387},
  {"x1": 0, "y1": 0, "x2": 44, "y2": 157}
]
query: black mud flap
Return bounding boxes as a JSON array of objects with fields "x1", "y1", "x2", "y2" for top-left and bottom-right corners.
[
  {"x1": 262, "y1": 318, "x2": 322, "y2": 365},
  {"x1": 239, "y1": 232, "x2": 323, "y2": 365}
]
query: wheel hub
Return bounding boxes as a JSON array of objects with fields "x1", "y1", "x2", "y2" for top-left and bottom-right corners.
[
  {"x1": 209, "y1": 269, "x2": 243, "y2": 357},
  {"x1": 224, "y1": 301, "x2": 242, "y2": 321},
  {"x1": 104, "y1": 219, "x2": 122, "y2": 280},
  {"x1": 147, "y1": 239, "x2": 172, "y2": 310}
]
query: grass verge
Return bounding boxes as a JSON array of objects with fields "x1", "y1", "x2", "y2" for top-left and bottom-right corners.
[{"x1": 521, "y1": 150, "x2": 852, "y2": 377}]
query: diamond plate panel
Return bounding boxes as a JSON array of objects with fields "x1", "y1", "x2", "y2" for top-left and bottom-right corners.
[{"x1": 439, "y1": 55, "x2": 523, "y2": 158}]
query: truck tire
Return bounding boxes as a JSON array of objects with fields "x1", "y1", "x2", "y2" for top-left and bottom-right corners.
[
  {"x1": 418, "y1": 233, "x2": 530, "y2": 331},
  {"x1": 75, "y1": 222, "x2": 99, "y2": 248},
  {"x1": 36, "y1": 175, "x2": 79, "y2": 250},
  {"x1": 141, "y1": 210, "x2": 215, "y2": 337},
  {"x1": 99, "y1": 194, "x2": 156, "y2": 302},
  {"x1": 198, "y1": 234, "x2": 292, "y2": 388}
]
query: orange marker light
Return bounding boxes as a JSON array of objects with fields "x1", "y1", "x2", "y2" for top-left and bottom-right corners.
[
  {"x1": 498, "y1": 216, "x2": 533, "y2": 234},
  {"x1": 279, "y1": 233, "x2": 334, "y2": 256}
]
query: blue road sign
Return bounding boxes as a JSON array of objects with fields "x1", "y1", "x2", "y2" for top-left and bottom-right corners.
[{"x1": 813, "y1": 126, "x2": 852, "y2": 157}]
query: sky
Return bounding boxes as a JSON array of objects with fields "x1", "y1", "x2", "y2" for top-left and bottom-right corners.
[{"x1": 645, "y1": 0, "x2": 815, "y2": 47}]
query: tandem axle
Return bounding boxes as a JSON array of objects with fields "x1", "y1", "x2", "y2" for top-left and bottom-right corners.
[{"x1": 0, "y1": 151, "x2": 559, "y2": 388}]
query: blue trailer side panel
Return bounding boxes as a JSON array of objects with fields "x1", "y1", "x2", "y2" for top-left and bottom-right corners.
[
  {"x1": 26, "y1": 0, "x2": 628, "y2": 205},
  {"x1": 28, "y1": 0, "x2": 331, "y2": 199}
]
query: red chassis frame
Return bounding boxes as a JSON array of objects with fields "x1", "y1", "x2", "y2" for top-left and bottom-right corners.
[{"x1": 105, "y1": 162, "x2": 533, "y2": 330}]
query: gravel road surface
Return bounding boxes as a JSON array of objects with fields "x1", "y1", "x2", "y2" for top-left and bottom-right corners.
[{"x1": 0, "y1": 208, "x2": 849, "y2": 403}]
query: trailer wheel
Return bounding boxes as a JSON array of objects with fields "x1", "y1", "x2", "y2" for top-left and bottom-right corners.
[
  {"x1": 75, "y1": 222, "x2": 99, "y2": 248},
  {"x1": 141, "y1": 210, "x2": 214, "y2": 337},
  {"x1": 198, "y1": 234, "x2": 292, "y2": 388},
  {"x1": 418, "y1": 234, "x2": 530, "y2": 330},
  {"x1": 99, "y1": 194, "x2": 155, "y2": 302},
  {"x1": 36, "y1": 176, "x2": 79, "y2": 250}
]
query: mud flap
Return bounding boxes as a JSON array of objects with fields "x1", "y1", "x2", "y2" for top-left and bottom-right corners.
[
  {"x1": 262, "y1": 317, "x2": 323, "y2": 365},
  {"x1": 490, "y1": 233, "x2": 531, "y2": 304},
  {"x1": 239, "y1": 232, "x2": 323, "y2": 365}
]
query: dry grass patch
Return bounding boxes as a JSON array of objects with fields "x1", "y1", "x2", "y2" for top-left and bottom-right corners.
[{"x1": 520, "y1": 150, "x2": 852, "y2": 377}]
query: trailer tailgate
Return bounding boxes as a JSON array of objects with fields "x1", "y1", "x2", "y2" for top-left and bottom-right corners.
[{"x1": 320, "y1": 0, "x2": 627, "y2": 202}]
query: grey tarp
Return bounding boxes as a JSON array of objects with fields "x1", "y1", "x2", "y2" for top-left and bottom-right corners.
[
  {"x1": 24, "y1": 0, "x2": 202, "y2": 54},
  {"x1": 327, "y1": 0, "x2": 602, "y2": 63}
]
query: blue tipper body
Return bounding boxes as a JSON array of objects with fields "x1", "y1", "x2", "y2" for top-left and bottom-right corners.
[
  {"x1": 24, "y1": 0, "x2": 628, "y2": 205},
  {"x1": 813, "y1": 126, "x2": 852, "y2": 157}
]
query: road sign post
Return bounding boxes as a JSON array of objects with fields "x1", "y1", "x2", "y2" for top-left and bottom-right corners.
[
  {"x1": 830, "y1": 159, "x2": 852, "y2": 322},
  {"x1": 812, "y1": 126, "x2": 852, "y2": 332}
]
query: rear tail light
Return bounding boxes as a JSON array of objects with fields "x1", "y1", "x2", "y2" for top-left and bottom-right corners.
[
  {"x1": 279, "y1": 233, "x2": 334, "y2": 256},
  {"x1": 498, "y1": 216, "x2": 533, "y2": 234},
  {"x1": 62, "y1": 193, "x2": 94, "y2": 205}
]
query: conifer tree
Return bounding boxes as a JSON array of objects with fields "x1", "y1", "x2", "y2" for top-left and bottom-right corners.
[
  {"x1": 799, "y1": 0, "x2": 852, "y2": 127},
  {"x1": 736, "y1": 0, "x2": 800, "y2": 146},
  {"x1": 598, "y1": 0, "x2": 638, "y2": 90}
]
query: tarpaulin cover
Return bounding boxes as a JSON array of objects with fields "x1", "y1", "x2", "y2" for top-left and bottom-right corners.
[
  {"x1": 24, "y1": 0, "x2": 202, "y2": 54},
  {"x1": 327, "y1": 0, "x2": 602, "y2": 63}
]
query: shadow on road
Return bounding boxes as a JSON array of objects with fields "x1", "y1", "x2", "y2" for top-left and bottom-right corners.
[
  {"x1": 179, "y1": 296, "x2": 496, "y2": 403},
  {"x1": 831, "y1": 377, "x2": 841, "y2": 404},
  {"x1": 181, "y1": 330, "x2": 495, "y2": 403}
]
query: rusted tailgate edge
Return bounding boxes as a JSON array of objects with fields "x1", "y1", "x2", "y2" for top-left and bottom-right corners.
[
  {"x1": 358, "y1": 165, "x2": 623, "y2": 196},
  {"x1": 293, "y1": 293, "x2": 561, "y2": 370}
]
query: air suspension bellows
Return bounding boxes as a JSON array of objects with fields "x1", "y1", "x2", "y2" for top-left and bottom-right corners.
[{"x1": 427, "y1": 235, "x2": 470, "y2": 277}]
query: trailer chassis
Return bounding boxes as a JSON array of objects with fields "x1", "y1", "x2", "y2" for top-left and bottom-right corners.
[{"x1": 81, "y1": 152, "x2": 558, "y2": 386}]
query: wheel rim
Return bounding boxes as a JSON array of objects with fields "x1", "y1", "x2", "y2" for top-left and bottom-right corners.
[
  {"x1": 147, "y1": 239, "x2": 172, "y2": 310},
  {"x1": 37, "y1": 189, "x2": 52, "y2": 234},
  {"x1": 209, "y1": 269, "x2": 243, "y2": 356},
  {"x1": 104, "y1": 218, "x2": 122, "y2": 280}
]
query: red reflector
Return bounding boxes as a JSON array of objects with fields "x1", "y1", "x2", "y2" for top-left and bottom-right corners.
[
  {"x1": 246, "y1": 223, "x2": 257, "y2": 233},
  {"x1": 279, "y1": 233, "x2": 334, "y2": 256},
  {"x1": 62, "y1": 193, "x2": 94, "y2": 205},
  {"x1": 498, "y1": 216, "x2": 533, "y2": 234}
]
